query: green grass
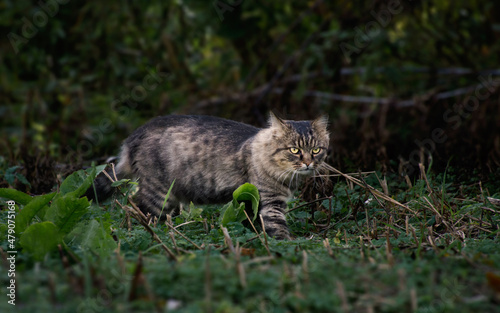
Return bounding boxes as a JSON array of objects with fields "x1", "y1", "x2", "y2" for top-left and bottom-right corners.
[{"x1": 0, "y1": 166, "x2": 499, "y2": 313}]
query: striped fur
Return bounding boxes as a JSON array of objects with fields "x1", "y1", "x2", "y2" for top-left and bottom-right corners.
[{"x1": 90, "y1": 113, "x2": 329, "y2": 239}]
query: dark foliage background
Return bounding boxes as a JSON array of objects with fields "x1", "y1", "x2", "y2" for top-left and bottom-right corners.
[
  {"x1": 1, "y1": 0, "x2": 500, "y2": 193},
  {"x1": 1, "y1": 3, "x2": 500, "y2": 312}
]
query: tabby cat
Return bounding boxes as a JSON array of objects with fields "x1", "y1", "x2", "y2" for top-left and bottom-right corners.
[{"x1": 89, "y1": 113, "x2": 329, "y2": 239}]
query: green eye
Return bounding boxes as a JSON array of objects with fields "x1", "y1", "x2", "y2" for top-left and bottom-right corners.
[
  {"x1": 312, "y1": 147, "x2": 321, "y2": 154},
  {"x1": 289, "y1": 147, "x2": 300, "y2": 154}
]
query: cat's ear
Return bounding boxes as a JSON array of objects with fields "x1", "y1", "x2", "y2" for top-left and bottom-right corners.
[
  {"x1": 269, "y1": 112, "x2": 288, "y2": 130},
  {"x1": 312, "y1": 115, "x2": 329, "y2": 130}
]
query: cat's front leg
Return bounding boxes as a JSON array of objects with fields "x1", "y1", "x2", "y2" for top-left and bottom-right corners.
[{"x1": 259, "y1": 194, "x2": 292, "y2": 240}]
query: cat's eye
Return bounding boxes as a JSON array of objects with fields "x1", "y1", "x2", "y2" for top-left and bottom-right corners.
[
  {"x1": 289, "y1": 147, "x2": 300, "y2": 154},
  {"x1": 312, "y1": 147, "x2": 321, "y2": 154}
]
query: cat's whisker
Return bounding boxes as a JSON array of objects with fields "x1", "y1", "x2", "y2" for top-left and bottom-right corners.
[
  {"x1": 289, "y1": 171, "x2": 294, "y2": 189},
  {"x1": 281, "y1": 170, "x2": 291, "y2": 187},
  {"x1": 276, "y1": 168, "x2": 294, "y2": 187},
  {"x1": 295, "y1": 171, "x2": 300, "y2": 188},
  {"x1": 275, "y1": 170, "x2": 285, "y2": 185},
  {"x1": 293, "y1": 169, "x2": 299, "y2": 190}
]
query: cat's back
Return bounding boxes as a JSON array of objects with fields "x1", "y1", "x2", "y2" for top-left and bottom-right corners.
[{"x1": 126, "y1": 115, "x2": 260, "y2": 147}]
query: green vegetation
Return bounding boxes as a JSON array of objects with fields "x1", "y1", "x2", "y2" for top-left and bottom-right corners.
[
  {"x1": 1, "y1": 1, "x2": 500, "y2": 312},
  {"x1": 1, "y1": 164, "x2": 499, "y2": 312},
  {"x1": 221, "y1": 183, "x2": 260, "y2": 227}
]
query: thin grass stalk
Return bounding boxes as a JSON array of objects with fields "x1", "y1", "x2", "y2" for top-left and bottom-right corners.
[
  {"x1": 165, "y1": 221, "x2": 203, "y2": 250},
  {"x1": 244, "y1": 210, "x2": 271, "y2": 256}
]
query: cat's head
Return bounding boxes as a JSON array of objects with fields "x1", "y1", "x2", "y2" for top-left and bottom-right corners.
[{"x1": 266, "y1": 112, "x2": 329, "y2": 177}]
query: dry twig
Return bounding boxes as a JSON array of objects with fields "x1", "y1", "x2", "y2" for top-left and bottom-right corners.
[{"x1": 322, "y1": 163, "x2": 412, "y2": 213}]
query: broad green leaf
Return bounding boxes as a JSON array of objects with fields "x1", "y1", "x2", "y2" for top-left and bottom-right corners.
[
  {"x1": 0, "y1": 188, "x2": 32, "y2": 206},
  {"x1": 93, "y1": 164, "x2": 107, "y2": 176},
  {"x1": 19, "y1": 221, "x2": 61, "y2": 260},
  {"x1": 59, "y1": 165, "x2": 105, "y2": 198},
  {"x1": 59, "y1": 169, "x2": 88, "y2": 195},
  {"x1": 45, "y1": 195, "x2": 90, "y2": 235},
  {"x1": 221, "y1": 183, "x2": 260, "y2": 226},
  {"x1": 221, "y1": 202, "x2": 246, "y2": 226},
  {"x1": 15, "y1": 192, "x2": 56, "y2": 234},
  {"x1": 67, "y1": 219, "x2": 117, "y2": 256},
  {"x1": 232, "y1": 183, "x2": 260, "y2": 221}
]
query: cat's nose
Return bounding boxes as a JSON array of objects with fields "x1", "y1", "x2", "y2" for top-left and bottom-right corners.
[{"x1": 302, "y1": 154, "x2": 313, "y2": 167}]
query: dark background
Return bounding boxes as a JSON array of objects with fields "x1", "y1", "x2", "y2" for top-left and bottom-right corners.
[{"x1": 1, "y1": 0, "x2": 499, "y2": 194}]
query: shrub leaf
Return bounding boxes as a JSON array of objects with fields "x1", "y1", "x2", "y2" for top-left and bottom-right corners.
[
  {"x1": 0, "y1": 188, "x2": 33, "y2": 206},
  {"x1": 19, "y1": 221, "x2": 61, "y2": 260},
  {"x1": 45, "y1": 196, "x2": 90, "y2": 235},
  {"x1": 15, "y1": 192, "x2": 56, "y2": 234}
]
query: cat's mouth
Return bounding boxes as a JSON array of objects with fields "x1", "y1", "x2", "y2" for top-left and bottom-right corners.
[{"x1": 297, "y1": 167, "x2": 314, "y2": 175}]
